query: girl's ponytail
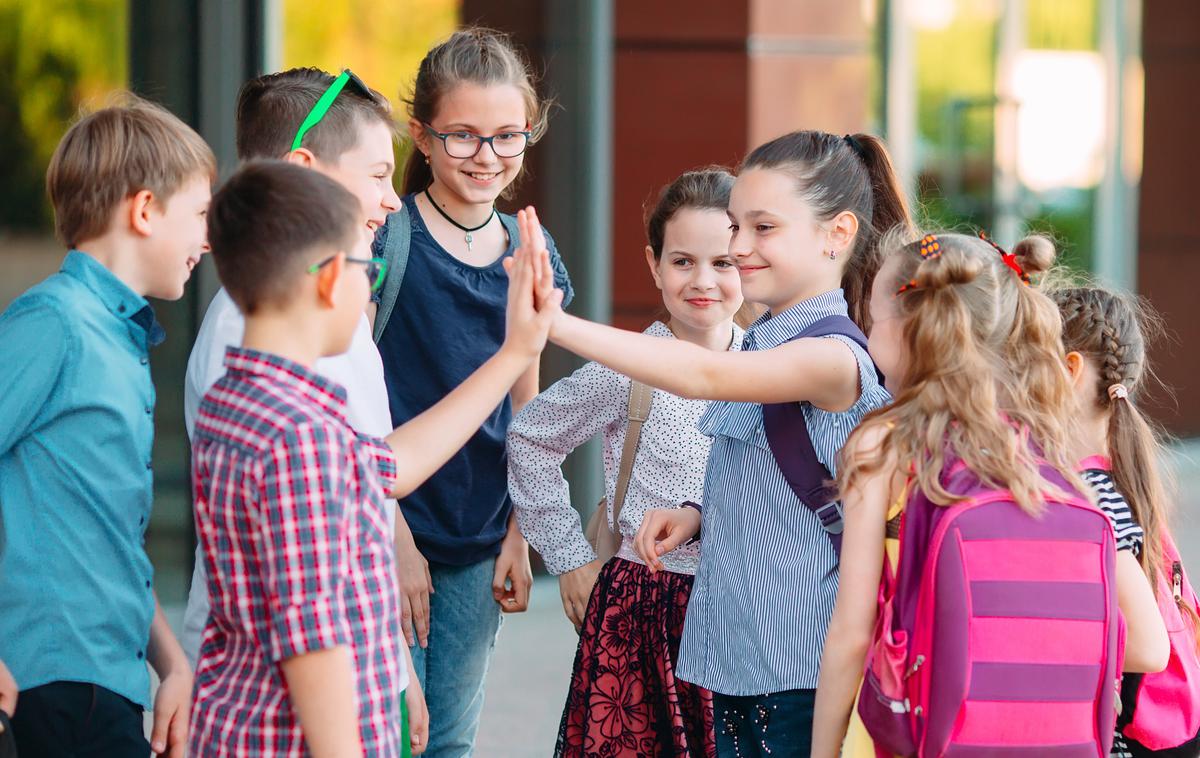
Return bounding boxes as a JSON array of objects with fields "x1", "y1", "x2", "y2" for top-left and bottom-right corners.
[
  {"x1": 842, "y1": 133, "x2": 914, "y2": 331},
  {"x1": 1053, "y1": 288, "x2": 1183, "y2": 620}
]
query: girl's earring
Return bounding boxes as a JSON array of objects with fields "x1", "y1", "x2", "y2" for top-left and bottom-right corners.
[
  {"x1": 424, "y1": 153, "x2": 431, "y2": 165},
  {"x1": 827, "y1": 249, "x2": 838, "y2": 260}
]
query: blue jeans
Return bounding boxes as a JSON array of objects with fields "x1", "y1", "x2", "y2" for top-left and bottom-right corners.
[
  {"x1": 712, "y1": 689, "x2": 815, "y2": 757},
  {"x1": 409, "y1": 558, "x2": 502, "y2": 758}
]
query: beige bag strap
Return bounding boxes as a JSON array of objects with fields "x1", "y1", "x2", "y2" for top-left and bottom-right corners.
[{"x1": 609, "y1": 381, "x2": 654, "y2": 529}]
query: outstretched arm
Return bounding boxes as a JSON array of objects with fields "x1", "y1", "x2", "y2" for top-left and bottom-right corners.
[{"x1": 550, "y1": 312, "x2": 861, "y2": 411}]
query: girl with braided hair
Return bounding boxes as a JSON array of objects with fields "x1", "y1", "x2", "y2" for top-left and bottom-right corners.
[{"x1": 1053, "y1": 286, "x2": 1174, "y2": 756}]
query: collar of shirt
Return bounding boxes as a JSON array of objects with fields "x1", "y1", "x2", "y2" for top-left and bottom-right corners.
[
  {"x1": 743, "y1": 288, "x2": 849, "y2": 351},
  {"x1": 62, "y1": 250, "x2": 165, "y2": 349},
  {"x1": 223, "y1": 346, "x2": 350, "y2": 423}
]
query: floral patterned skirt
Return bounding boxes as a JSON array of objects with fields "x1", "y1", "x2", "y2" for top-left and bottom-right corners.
[{"x1": 555, "y1": 557, "x2": 716, "y2": 758}]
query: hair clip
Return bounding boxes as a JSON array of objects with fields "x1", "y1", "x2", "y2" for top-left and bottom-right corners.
[
  {"x1": 895, "y1": 234, "x2": 943, "y2": 295},
  {"x1": 978, "y1": 232, "x2": 1031, "y2": 285},
  {"x1": 1108, "y1": 383, "x2": 1129, "y2": 401}
]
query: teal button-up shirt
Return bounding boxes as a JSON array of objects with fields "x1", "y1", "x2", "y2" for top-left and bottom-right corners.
[{"x1": 0, "y1": 250, "x2": 163, "y2": 708}]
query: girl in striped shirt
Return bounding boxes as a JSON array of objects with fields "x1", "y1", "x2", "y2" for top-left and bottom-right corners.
[
  {"x1": 1053, "y1": 286, "x2": 1172, "y2": 755},
  {"x1": 518, "y1": 130, "x2": 910, "y2": 756}
]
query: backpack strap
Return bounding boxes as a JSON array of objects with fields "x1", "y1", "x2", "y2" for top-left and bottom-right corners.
[
  {"x1": 761, "y1": 314, "x2": 871, "y2": 556},
  {"x1": 610, "y1": 381, "x2": 654, "y2": 529},
  {"x1": 372, "y1": 204, "x2": 412, "y2": 344}
]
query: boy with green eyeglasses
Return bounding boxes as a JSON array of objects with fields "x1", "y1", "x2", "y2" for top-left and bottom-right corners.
[
  {"x1": 191, "y1": 159, "x2": 561, "y2": 757},
  {"x1": 181, "y1": 67, "x2": 423, "y2": 750}
]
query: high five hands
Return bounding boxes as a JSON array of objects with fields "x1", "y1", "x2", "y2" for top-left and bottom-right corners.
[{"x1": 502, "y1": 206, "x2": 564, "y2": 344}]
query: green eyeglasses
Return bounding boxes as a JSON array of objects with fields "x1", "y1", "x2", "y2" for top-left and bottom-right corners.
[
  {"x1": 307, "y1": 255, "x2": 389, "y2": 292},
  {"x1": 291, "y1": 69, "x2": 373, "y2": 152}
]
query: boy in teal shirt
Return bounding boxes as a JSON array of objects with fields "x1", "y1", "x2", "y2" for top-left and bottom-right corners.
[{"x1": 0, "y1": 96, "x2": 214, "y2": 757}]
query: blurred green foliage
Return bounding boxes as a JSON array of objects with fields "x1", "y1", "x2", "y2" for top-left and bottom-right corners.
[
  {"x1": 912, "y1": 0, "x2": 1100, "y2": 267},
  {"x1": 0, "y1": 0, "x2": 126, "y2": 231}
]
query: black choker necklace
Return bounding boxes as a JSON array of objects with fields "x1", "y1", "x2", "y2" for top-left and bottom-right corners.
[{"x1": 423, "y1": 189, "x2": 496, "y2": 251}]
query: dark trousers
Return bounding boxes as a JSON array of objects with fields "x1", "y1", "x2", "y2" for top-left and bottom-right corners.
[
  {"x1": 712, "y1": 689, "x2": 816, "y2": 758},
  {"x1": 11, "y1": 682, "x2": 148, "y2": 758}
]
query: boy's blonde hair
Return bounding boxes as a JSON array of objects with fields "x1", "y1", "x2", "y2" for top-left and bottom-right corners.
[{"x1": 46, "y1": 94, "x2": 216, "y2": 247}]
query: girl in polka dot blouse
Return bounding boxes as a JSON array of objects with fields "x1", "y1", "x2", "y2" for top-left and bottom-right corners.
[{"x1": 507, "y1": 169, "x2": 747, "y2": 757}]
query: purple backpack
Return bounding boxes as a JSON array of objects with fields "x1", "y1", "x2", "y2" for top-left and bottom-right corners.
[
  {"x1": 762, "y1": 314, "x2": 874, "y2": 555},
  {"x1": 858, "y1": 455, "x2": 1122, "y2": 757}
]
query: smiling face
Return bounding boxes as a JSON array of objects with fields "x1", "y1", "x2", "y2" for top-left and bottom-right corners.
[
  {"x1": 313, "y1": 117, "x2": 401, "y2": 234},
  {"x1": 142, "y1": 173, "x2": 211, "y2": 300},
  {"x1": 648, "y1": 207, "x2": 742, "y2": 333},
  {"x1": 726, "y1": 167, "x2": 842, "y2": 312},
  {"x1": 412, "y1": 81, "x2": 529, "y2": 207}
]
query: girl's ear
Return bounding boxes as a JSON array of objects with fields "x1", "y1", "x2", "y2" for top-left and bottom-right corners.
[
  {"x1": 409, "y1": 119, "x2": 431, "y2": 162},
  {"x1": 644, "y1": 245, "x2": 664, "y2": 290},
  {"x1": 1065, "y1": 350, "x2": 1088, "y2": 388},
  {"x1": 828, "y1": 210, "x2": 860, "y2": 257}
]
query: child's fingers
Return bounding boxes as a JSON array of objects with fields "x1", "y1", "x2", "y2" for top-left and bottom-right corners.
[
  {"x1": 528, "y1": 206, "x2": 547, "y2": 252},
  {"x1": 635, "y1": 515, "x2": 661, "y2": 571}
]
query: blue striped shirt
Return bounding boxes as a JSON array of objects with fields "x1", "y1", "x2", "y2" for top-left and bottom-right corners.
[{"x1": 677, "y1": 289, "x2": 892, "y2": 695}]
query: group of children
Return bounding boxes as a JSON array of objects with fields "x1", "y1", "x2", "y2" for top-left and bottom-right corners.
[{"x1": 0, "y1": 22, "x2": 1195, "y2": 758}]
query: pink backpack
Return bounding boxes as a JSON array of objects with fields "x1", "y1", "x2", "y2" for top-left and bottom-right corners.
[
  {"x1": 1080, "y1": 458, "x2": 1200, "y2": 756},
  {"x1": 858, "y1": 455, "x2": 1122, "y2": 757}
]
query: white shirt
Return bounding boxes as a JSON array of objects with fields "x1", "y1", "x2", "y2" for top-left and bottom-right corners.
[
  {"x1": 180, "y1": 289, "x2": 403, "y2": 696},
  {"x1": 506, "y1": 321, "x2": 743, "y2": 576}
]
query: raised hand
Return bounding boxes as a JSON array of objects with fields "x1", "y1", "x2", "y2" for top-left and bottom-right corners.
[{"x1": 501, "y1": 207, "x2": 563, "y2": 359}]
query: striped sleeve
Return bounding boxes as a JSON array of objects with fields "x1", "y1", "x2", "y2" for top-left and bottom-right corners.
[{"x1": 1082, "y1": 468, "x2": 1145, "y2": 556}]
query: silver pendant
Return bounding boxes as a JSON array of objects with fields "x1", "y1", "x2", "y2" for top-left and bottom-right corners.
[{"x1": 465, "y1": 232, "x2": 473, "y2": 251}]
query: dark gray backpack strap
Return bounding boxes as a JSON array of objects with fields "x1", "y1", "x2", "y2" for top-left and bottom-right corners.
[
  {"x1": 372, "y1": 204, "x2": 411, "y2": 344},
  {"x1": 761, "y1": 314, "x2": 871, "y2": 556},
  {"x1": 498, "y1": 210, "x2": 520, "y2": 247}
]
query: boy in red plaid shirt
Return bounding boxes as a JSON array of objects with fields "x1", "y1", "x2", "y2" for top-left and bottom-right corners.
[{"x1": 190, "y1": 161, "x2": 561, "y2": 757}]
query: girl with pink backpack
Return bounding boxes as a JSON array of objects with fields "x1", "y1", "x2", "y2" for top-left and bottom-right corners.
[
  {"x1": 1053, "y1": 285, "x2": 1198, "y2": 757},
  {"x1": 811, "y1": 231, "x2": 1122, "y2": 757}
]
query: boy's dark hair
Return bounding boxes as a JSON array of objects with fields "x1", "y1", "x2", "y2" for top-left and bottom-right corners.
[
  {"x1": 236, "y1": 67, "x2": 394, "y2": 161},
  {"x1": 47, "y1": 93, "x2": 216, "y2": 247},
  {"x1": 207, "y1": 160, "x2": 361, "y2": 314}
]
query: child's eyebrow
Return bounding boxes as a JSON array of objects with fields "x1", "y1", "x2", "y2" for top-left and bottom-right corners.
[
  {"x1": 742, "y1": 209, "x2": 777, "y2": 220},
  {"x1": 441, "y1": 122, "x2": 527, "y2": 132}
]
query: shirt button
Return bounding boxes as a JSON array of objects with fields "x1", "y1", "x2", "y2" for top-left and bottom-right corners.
[
  {"x1": 118, "y1": 305, "x2": 126, "y2": 314},
  {"x1": 138, "y1": 516, "x2": 145, "y2": 526},
  {"x1": 136, "y1": 650, "x2": 143, "y2": 660},
  {"x1": 145, "y1": 580, "x2": 151, "y2": 589},
  {"x1": 140, "y1": 357, "x2": 149, "y2": 366},
  {"x1": 145, "y1": 460, "x2": 152, "y2": 470},
  {"x1": 144, "y1": 406, "x2": 152, "y2": 415}
]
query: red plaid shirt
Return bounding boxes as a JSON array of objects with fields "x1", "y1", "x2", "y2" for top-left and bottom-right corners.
[{"x1": 189, "y1": 347, "x2": 404, "y2": 756}]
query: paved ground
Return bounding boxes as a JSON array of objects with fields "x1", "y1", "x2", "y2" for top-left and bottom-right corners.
[{"x1": 154, "y1": 445, "x2": 1200, "y2": 756}]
